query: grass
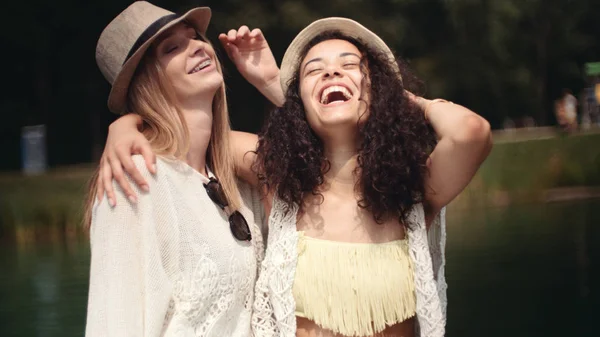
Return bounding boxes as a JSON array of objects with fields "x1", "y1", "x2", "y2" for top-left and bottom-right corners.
[
  {"x1": 0, "y1": 165, "x2": 94, "y2": 244},
  {"x1": 452, "y1": 130, "x2": 600, "y2": 208},
  {"x1": 1, "y1": 129, "x2": 599, "y2": 242}
]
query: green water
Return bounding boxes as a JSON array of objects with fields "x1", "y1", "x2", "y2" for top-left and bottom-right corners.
[
  {"x1": 0, "y1": 200, "x2": 598, "y2": 337},
  {"x1": 445, "y1": 200, "x2": 598, "y2": 336},
  {"x1": 0, "y1": 241, "x2": 90, "y2": 337}
]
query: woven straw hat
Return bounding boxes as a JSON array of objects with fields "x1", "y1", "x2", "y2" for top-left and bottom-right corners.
[
  {"x1": 96, "y1": 1, "x2": 211, "y2": 113},
  {"x1": 280, "y1": 17, "x2": 399, "y2": 94}
]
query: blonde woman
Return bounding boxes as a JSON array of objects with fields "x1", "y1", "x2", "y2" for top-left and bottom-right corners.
[
  {"x1": 85, "y1": 1, "x2": 282, "y2": 336},
  {"x1": 93, "y1": 16, "x2": 492, "y2": 337}
]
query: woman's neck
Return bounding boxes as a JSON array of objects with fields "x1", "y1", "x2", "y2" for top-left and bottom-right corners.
[
  {"x1": 180, "y1": 97, "x2": 213, "y2": 176},
  {"x1": 322, "y1": 143, "x2": 360, "y2": 197}
]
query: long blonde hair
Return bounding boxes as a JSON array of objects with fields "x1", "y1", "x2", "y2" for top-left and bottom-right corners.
[{"x1": 84, "y1": 35, "x2": 240, "y2": 228}]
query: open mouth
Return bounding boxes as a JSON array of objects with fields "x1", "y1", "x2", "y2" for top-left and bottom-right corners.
[
  {"x1": 319, "y1": 85, "x2": 353, "y2": 105},
  {"x1": 189, "y1": 59, "x2": 212, "y2": 74}
]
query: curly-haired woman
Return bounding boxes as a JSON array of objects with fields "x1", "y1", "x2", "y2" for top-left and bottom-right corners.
[{"x1": 97, "y1": 17, "x2": 492, "y2": 337}]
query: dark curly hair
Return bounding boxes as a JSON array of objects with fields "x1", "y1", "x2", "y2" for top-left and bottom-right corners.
[{"x1": 255, "y1": 31, "x2": 437, "y2": 226}]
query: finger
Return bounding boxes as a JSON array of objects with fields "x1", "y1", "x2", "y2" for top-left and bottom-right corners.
[
  {"x1": 227, "y1": 29, "x2": 237, "y2": 42},
  {"x1": 404, "y1": 90, "x2": 418, "y2": 102},
  {"x1": 102, "y1": 158, "x2": 116, "y2": 207},
  {"x1": 116, "y1": 148, "x2": 148, "y2": 192},
  {"x1": 108, "y1": 155, "x2": 137, "y2": 204},
  {"x1": 237, "y1": 25, "x2": 250, "y2": 40},
  {"x1": 96, "y1": 159, "x2": 105, "y2": 203},
  {"x1": 250, "y1": 28, "x2": 264, "y2": 40},
  {"x1": 225, "y1": 42, "x2": 241, "y2": 61},
  {"x1": 219, "y1": 35, "x2": 235, "y2": 59},
  {"x1": 218, "y1": 33, "x2": 229, "y2": 46},
  {"x1": 138, "y1": 144, "x2": 157, "y2": 175}
]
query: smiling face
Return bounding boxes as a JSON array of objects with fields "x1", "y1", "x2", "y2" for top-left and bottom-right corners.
[
  {"x1": 299, "y1": 39, "x2": 370, "y2": 138},
  {"x1": 153, "y1": 22, "x2": 223, "y2": 104}
]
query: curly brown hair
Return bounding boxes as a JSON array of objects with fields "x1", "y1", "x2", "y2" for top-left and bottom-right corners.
[{"x1": 255, "y1": 31, "x2": 437, "y2": 225}]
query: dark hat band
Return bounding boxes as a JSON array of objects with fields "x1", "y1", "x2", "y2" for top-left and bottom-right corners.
[{"x1": 124, "y1": 13, "x2": 180, "y2": 64}]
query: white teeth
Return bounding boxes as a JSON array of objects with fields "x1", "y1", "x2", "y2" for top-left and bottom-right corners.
[
  {"x1": 191, "y1": 59, "x2": 211, "y2": 73},
  {"x1": 320, "y1": 85, "x2": 353, "y2": 104}
]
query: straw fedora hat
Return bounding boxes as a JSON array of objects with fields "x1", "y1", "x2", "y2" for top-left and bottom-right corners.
[
  {"x1": 280, "y1": 17, "x2": 399, "y2": 95},
  {"x1": 96, "y1": 1, "x2": 211, "y2": 113}
]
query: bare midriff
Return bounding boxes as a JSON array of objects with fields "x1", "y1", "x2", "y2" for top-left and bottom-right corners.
[{"x1": 296, "y1": 316, "x2": 415, "y2": 337}]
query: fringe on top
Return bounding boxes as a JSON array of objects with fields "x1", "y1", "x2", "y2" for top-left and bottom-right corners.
[{"x1": 293, "y1": 232, "x2": 416, "y2": 336}]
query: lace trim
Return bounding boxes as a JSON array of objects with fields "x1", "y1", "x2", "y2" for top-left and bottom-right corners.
[
  {"x1": 252, "y1": 196, "x2": 299, "y2": 337},
  {"x1": 406, "y1": 205, "x2": 446, "y2": 337},
  {"x1": 251, "y1": 197, "x2": 447, "y2": 337}
]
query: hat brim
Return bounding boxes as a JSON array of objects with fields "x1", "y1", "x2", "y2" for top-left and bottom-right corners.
[
  {"x1": 107, "y1": 7, "x2": 211, "y2": 114},
  {"x1": 280, "y1": 17, "x2": 399, "y2": 95}
]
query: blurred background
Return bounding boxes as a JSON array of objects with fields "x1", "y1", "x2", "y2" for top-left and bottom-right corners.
[{"x1": 0, "y1": 0, "x2": 599, "y2": 336}]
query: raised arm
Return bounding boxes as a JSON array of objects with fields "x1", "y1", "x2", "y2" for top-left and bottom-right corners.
[
  {"x1": 219, "y1": 26, "x2": 284, "y2": 186},
  {"x1": 218, "y1": 26, "x2": 284, "y2": 107},
  {"x1": 412, "y1": 95, "x2": 493, "y2": 223}
]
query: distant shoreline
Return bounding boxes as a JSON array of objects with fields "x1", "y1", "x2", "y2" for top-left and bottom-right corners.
[
  {"x1": 492, "y1": 125, "x2": 600, "y2": 143},
  {"x1": 543, "y1": 186, "x2": 600, "y2": 202},
  {"x1": 2, "y1": 128, "x2": 600, "y2": 243}
]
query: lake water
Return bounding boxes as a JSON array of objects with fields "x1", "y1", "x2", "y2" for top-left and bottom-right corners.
[{"x1": 0, "y1": 200, "x2": 598, "y2": 337}]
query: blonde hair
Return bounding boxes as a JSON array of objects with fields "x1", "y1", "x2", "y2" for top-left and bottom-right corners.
[{"x1": 84, "y1": 34, "x2": 240, "y2": 228}]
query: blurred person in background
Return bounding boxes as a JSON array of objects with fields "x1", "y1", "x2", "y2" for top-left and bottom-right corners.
[
  {"x1": 582, "y1": 78, "x2": 600, "y2": 127},
  {"x1": 84, "y1": 1, "x2": 283, "y2": 336},
  {"x1": 594, "y1": 76, "x2": 600, "y2": 125},
  {"x1": 555, "y1": 88, "x2": 578, "y2": 132},
  {"x1": 97, "y1": 16, "x2": 492, "y2": 337}
]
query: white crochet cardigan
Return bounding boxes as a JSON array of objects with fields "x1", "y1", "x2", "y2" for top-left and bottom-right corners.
[
  {"x1": 252, "y1": 196, "x2": 447, "y2": 337},
  {"x1": 86, "y1": 156, "x2": 265, "y2": 337}
]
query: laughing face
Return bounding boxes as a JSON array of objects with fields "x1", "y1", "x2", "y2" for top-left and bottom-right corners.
[
  {"x1": 299, "y1": 39, "x2": 370, "y2": 138},
  {"x1": 154, "y1": 22, "x2": 223, "y2": 103}
]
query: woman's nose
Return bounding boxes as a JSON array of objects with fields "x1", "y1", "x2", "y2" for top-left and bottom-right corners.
[
  {"x1": 323, "y1": 66, "x2": 342, "y2": 79},
  {"x1": 189, "y1": 40, "x2": 206, "y2": 57}
]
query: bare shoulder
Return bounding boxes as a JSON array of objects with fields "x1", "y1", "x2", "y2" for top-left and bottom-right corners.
[
  {"x1": 229, "y1": 131, "x2": 260, "y2": 186},
  {"x1": 230, "y1": 131, "x2": 259, "y2": 151}
]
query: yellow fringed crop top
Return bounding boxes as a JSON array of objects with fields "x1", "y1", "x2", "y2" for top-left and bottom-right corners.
[{"x1": 293, "y1": 232, "x2": 416, "y2": 337}]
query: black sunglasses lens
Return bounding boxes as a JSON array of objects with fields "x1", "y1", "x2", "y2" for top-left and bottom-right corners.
[
  {"x1": 204, "y1": 179, "x2": 227, "y2": 209},
  {"x1": 204, "y1": 177, "x2": 250, "y2": 241},
  {"x1": 229, "y1": 211, "x2": 251, "y2": 241}
]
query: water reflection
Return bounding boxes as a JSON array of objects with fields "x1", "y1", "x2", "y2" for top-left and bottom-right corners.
[
  {"x1": 0, "y1": 241, "x2": 90, "y2": 337},
  {"x1": 445, "y1": 200, "x2": 598, "y2": 337},
  {"x1": 0, "y1": 200, "x2": 597, "y2": 337}
]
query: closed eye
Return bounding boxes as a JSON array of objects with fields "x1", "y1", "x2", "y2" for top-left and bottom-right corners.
[
  {"x1": 165, "y1": 45, "x2": 178, "y2": 54},
  {"x1": 306, "y1": 68, "x2": 322, "y2": 75}
]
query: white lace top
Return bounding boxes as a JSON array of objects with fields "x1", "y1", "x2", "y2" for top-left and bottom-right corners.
[
  {"x1": 86, "y1": 156, "x2": 265, "y2": 337},
  {"x1": 252, "y1": 196, "x2": 447, "y2": 337}
]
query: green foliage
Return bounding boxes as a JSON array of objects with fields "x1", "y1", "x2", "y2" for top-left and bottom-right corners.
[
  {"x1": 0, "y1": 166, "x2": 93, "y2": 242},
  {"x1": 481, "y1": 133, "x2": 600, "y2": 189},
  {"x1": 2, "y1": 132, "x2": 599, "y2": 241},
  {"x1": 452, "y1": 130, "x2": 600, "y2": 208},
  {"x1": 208, "y1": 0, "x2": 600, "y2": 128},
  {"x1": 1, "y1": 0, "x2": 599, "y2": 170}
]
